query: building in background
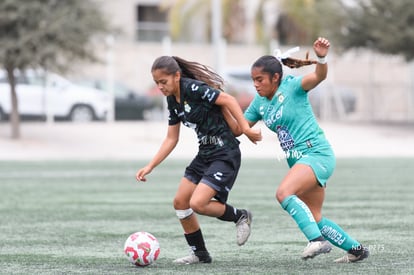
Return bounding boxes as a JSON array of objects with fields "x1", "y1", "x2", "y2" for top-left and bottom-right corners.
[{"x1": 74, "y1": 0, "x2": 413, "y2": 122}]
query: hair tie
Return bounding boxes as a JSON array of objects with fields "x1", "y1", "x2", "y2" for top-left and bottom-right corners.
[{"x1": 273, "y1": 46, "x2": 300, "y2": 62}]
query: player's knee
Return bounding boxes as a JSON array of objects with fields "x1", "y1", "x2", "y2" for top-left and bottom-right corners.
[
  {"x1": 276, "y1": 188, "x2": 290, "y2": 204},
  {"x1": 189, "y1": 199, "x2": 206, "y2": 215},
  {"x1": 173, "y1": 196, "x2": 188, "y2": 210}
]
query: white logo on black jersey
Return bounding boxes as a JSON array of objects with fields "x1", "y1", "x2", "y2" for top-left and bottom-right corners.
[
  {"x1": 191, "y1": 84, "x2": 199, "y2": 91},
  {"x1": 184, "y1": 102, "x2": 191, "y2": 113},
  {"x1": 201, "y1": 89, "x2": 216, "y2": 102}
]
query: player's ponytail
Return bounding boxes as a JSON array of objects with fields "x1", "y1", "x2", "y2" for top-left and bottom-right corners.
[
  {"x1": 274, "y1": 47, "x2": 317, "y2": 69},
  {"x1": 280, "y1": 52, "x2": 317, "y2": 69},
  {"x1": 172, "y1": 56, "x2": 224, "y2": 91},
  {"x1": 151, "y1": 56, "x2": 224, "y2": 91}
]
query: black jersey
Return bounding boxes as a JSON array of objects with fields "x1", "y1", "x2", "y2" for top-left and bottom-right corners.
[{"x1": 167, "y1": 77, "x2": 240, "y2": 158}]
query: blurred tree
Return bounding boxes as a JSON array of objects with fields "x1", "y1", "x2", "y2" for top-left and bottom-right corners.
[
  {"x1": 161, "y1": 0, "x2": 250, "y2": 44},
  {"x1": 253, "y1": 0, "x2": 266, "y2": 45},
  {"x1": 276, "y1": 0, "x2": 344, "y2": 46},
  {"x1": 277, "y1": 0, "x2": 414, "y2": 62},
  {"x1": 0, "y1": 0, "x2": 110, "y2": 139},
  {"x1": 337, "y1": 0, "x2": 414, "y2": 61}
]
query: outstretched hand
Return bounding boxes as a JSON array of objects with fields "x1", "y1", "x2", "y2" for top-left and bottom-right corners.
[{"x1": 313, "y1": 37, "x2": 330, "y2": 57}]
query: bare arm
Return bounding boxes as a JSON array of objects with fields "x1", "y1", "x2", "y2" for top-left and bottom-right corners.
[
  {"x1": 247, "y1": 120, "x2": 257, "y2": 128},
  {"x1": 215, "y1": 92, "x2": 262, "y2": 144},
  {"x1": 136, "y1": 123, "x2": 180, "y2": 181},
  {"x1": 222, "y1": 106, "x2": 242, "y2": 137},
  {"x1": 302, "y1": 37, "x2": 330, "y2": 91}
]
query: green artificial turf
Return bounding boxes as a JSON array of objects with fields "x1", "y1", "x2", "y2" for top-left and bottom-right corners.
[{"x1": 0, "y1": 158, "x2": 413, "y2": 274}]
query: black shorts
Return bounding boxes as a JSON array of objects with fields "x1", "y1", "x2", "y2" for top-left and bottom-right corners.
[{"x1": 184, "y1": 148, "x2": 241, "y2": 204}]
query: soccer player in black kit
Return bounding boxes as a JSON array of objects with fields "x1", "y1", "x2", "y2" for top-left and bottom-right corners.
[{"x1": 136, "y1": 56, "x2": 261, "y2": 264}]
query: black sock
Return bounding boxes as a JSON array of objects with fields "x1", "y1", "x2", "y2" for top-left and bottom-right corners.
[
  {"x1": 349, "y1": 244, "x2": 365, "y2": 256},
  {"x1": 184, "y1": 229, "x2": 208, "y2": 253},
  {"x1": 217, "y1": 204, "x2": 242, "y2": 222}
]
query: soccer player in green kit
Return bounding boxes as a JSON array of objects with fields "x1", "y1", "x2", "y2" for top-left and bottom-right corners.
[
  {"x1": 244, "y1": 37, "x2": 369, "y2": 263},
  {"x1": 136, "y1": 56, "x2": 262, "y2": 264}
]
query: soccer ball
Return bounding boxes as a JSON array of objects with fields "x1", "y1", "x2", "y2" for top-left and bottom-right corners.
[{"x1": 124, "y1": 231, "x2": 160, "y2": 267}]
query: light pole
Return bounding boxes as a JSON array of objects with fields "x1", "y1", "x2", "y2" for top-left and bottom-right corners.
[
  {"x1": 211, "y1": 0, "x2": 224, "y2": 74},
  {"x1": 106, "y1": 35, "x2": 115, "y2": 122}
]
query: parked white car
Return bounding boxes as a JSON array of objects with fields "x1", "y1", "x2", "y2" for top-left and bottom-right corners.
[{"x1": 0, "y1": 70, "x2": 110, "y2": 122}]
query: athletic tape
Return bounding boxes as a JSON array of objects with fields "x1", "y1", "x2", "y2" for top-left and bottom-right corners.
[{"x1": 176, "y1": 208, "x2": 194, "y2": 219}]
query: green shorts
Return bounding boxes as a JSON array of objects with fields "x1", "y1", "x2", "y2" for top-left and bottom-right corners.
[{"x1": 286, "y1": 144, "x2": 336, "y2": 187}]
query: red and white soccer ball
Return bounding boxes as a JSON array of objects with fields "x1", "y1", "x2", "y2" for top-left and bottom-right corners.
[{"x1": 124, "y1": 231, "x2": 160, "y2": 267}]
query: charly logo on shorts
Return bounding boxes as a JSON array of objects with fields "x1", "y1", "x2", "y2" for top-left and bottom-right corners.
[
  {"x1": 213, "y1": 171, "x2": 223, "y2": 181},
  {"x1": 276, "y1": 125, "x2": 294, "y2": 151}
]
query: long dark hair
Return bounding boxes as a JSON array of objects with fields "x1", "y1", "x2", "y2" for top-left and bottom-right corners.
[{"x1": 151, "y1": 56, "x2": 224, "y2": 91}]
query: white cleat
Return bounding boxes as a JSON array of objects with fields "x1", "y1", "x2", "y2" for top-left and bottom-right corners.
[
  {"x1": 236, "y1": 210, "x2": 252, "y2": 246},
  {"x1": 301, "y1": 240, "x2": 332, "y2": 260},
  {"x1": 173, "y1": 251, "x2": 212, "y2": 264}
]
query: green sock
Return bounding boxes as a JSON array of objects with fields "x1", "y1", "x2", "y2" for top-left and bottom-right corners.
[
  {"x1": 280, "y1": 195, "x2": 322, "y2": 241},
  {"x1": 317, "y1": 217, "x2": 360, "y2": 251}
]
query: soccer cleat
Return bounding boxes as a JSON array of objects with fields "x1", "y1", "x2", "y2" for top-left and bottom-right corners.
[
  {"x1": 236, "y1": 209, "x2": 252, "y2": 246},
  {"x1": 334, "y1": 246, "x2": 370, "y2": 263},
  {"x1": 173, "y1": 251, "x2": 212, "y2": 264},
  {"x1": 301, "y1": 240, "x2": 332, "y2": 260}
]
